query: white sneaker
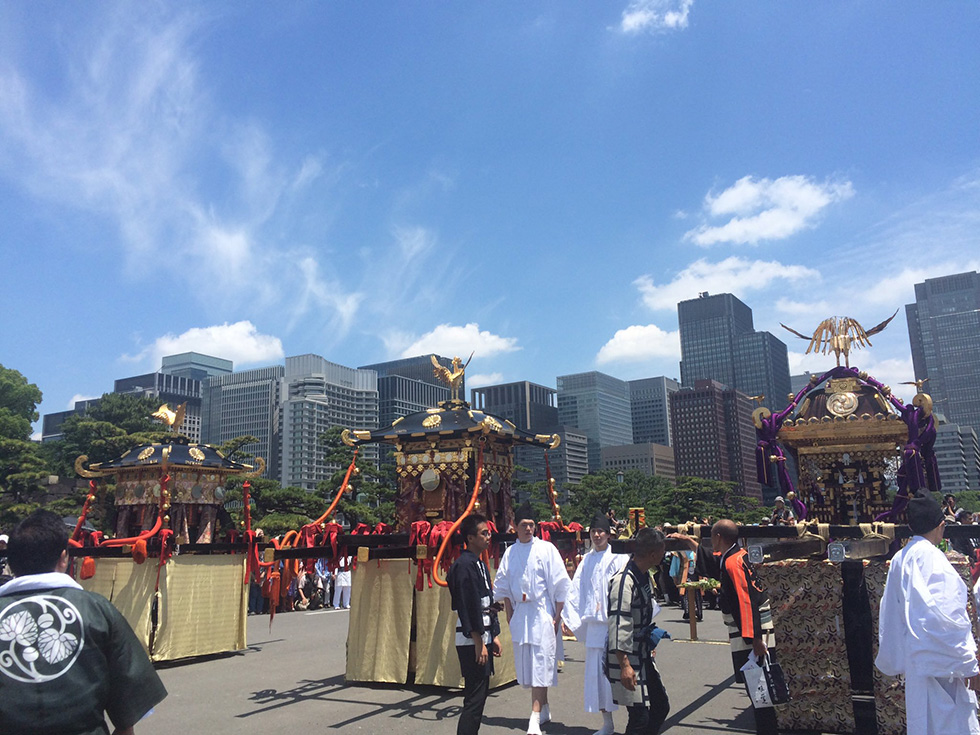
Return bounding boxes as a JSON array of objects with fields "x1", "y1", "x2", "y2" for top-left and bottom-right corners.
[{"x1": 527, "y1": 711, "x2": 542, "y2": 735}]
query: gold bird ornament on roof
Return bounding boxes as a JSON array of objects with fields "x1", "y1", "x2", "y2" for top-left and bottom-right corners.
[
  {"x1": 780, "y1": 310, "x2": 899, "y2": 367},
  {"x1": 152, "y1": 402, "x2": 186, "y2": 432},
  {"x1": 431, "y1": 353, "x2": 473, "y2": 402}
]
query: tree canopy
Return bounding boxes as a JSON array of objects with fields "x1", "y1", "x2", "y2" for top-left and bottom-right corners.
[
  {"x1": 559, "y1": 470, "x2": 763, "y2": 528},
  {"x1": 316, "y1": 426, "x2": 396, "y2": 528},
  {"x1": 0, "y1": 365, "x2": 47, "y2": 520}
]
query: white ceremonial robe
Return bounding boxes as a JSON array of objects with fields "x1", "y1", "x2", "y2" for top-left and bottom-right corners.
[
  {"x1": 495, "y1": 536, "x2": 571, "y2": 688},
  {"x1": 562, "y1": 546, "x2": 628, "y2": 712},
  {"x1": 876, "y1": 536, "x2": 980, "y2": 735}
]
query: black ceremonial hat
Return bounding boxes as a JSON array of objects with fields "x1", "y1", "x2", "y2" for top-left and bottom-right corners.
[
  {"x1": 590, "y1": 513, "x2": 612, "y2": 534},
  {"x1": 907, "y1": 490, "x2": 945, "y2": 535},
  {"x1": 515, "y1": 501, "x2": 536, "y2": 524}
]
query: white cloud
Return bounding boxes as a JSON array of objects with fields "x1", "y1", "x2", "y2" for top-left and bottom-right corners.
[
  {"x1": 620, "y1": 0, "x2": 694, "y2": 33},
  {"x1": 635, "y1": 256, "x2": 820, "y2": 311},
  {"x1": 397, "y1": 323, "x2": 520, "y2": 360},
  {"x1": 123, "y1": 321, "x2": 284, "y2": 369},
  {"x1": 684, "y1": 175, "x2": 854, "y2": 246},
  {"x1": 67, "y1": 394, "x2": 99, "y2": 409},
  {"x1": 775, "y1": 298, "x2": 833, "y2": 316},
  {"x1": 466, "y1": 372, "x2": 504, "y2": 390},
  {"x1": 596, "y1": 324, "x2": 680, "y2": 364}
]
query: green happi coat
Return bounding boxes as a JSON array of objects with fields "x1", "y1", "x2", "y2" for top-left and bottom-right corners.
[{"x1": 0, "y1": 573, "x2": 167, "y2": 735}]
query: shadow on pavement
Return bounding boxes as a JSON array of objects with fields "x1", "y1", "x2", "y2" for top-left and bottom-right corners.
[{"x1": 240, "y1": 675, "x2": 463, "y2": 728}]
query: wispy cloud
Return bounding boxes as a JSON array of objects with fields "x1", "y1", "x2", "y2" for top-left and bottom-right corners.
[
  {"x1": 684, "y1": 175, "x2": 854, "y2": 246},
  {"x1": 620, "y1": 0, "x2": 694, "y2": 34},
  {"x1": 596, "y1": 324, "x2": 680, "y2": 364},
  {"x1": 391, "y1": 323, "x2": 520, "y2": 360},
  {"x1": 122, "y1": 321, "x2": 284, "y2": 369},
  {"x1": 0, "y1": 6, "x2": 363, "y2": 336},
  {"x1": 635, "y1": 256, "x2": 820, "y2": 311}
]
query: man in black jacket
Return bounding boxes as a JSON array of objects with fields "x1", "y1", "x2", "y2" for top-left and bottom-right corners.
[
  {"x1": 448, "y1": 513, "x2": 501, "y2": 735},
  {"x1": 0, "y1": 510, "x2": 167, "y2": 735}
]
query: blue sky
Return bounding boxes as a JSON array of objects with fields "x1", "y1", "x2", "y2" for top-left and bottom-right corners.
[{"x1": 2, "y1": 1, "x2": 979, "y2": 434}]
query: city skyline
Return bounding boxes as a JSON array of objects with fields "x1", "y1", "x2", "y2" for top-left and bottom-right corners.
[{"x1": 3, "y1": 4, "x2": 978, "y2": 431}]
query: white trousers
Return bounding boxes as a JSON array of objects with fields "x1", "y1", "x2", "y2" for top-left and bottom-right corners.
[
  {"x1": 333, "y1": 584, "x2": 351, "y2": 609},
  {"x1": 514, "y1": 638, "x2": 558, "y2": 688},
  {"x1": 584, "y1": 644, "x2": 616, "y2": 712},
  {"x1": 905, "y1": 673, "x2": 980, "y2": 735}
]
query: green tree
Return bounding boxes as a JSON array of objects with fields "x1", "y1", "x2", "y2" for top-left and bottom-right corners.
[
  {"x1": 223, "y1": 477, "x2": 325, "y2": 538},
  {"x1": 53, "y1": 393, "x2": 172, "y2": 476},
  {"x1": 565, "y1": 470, "x2": 674, "y2": 526},
  {"x1": 564, "y1": 470, "x2": 763, "y2": 529},
  {"x1": 648, "y1": 476, "x2": 763, "y2": 525},
  {"x1": 316, "y1": 427, "x2": 396, "y2": 527},
  {"x1": 0, "y1": 365, "x2": 47, "y2": 516},
  {"x1": 217, "y1": 435, "x2": 260, "y2": 463}
]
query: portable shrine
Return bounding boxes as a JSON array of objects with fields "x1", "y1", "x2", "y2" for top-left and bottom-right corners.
[{"x1": 72, "y1": 409, "x2": 264, "y2": 661}]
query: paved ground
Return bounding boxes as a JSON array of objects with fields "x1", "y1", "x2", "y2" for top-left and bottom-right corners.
[{"x1": 142, "y1": 603, "x2": 780, "y2": 734}]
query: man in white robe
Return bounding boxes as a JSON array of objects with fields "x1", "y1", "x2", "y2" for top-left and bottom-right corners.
[
  {"x1": 876, "y1": 489, "x2": 980, "y2": 735},
  {"x1": 495, "y1": 502, "x2": 571, "y2": 735},
  {"x1": 562, "y1": 513, "x2": 628, "y2": 735}
]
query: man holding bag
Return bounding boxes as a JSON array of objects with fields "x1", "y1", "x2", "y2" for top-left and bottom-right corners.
[{"x1": 713, "y1": 519, "x2": 779, "y2": 735}]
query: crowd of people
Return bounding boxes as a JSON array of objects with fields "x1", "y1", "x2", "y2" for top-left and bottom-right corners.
[
  {"x1": 246, "y1": 528, "x2": 353, "y2": 615},
  {"x1": 2, "y1": 489, "x2": 979, "y2": 735},
  {"x1": 447, "y1": 503, "x2": 779, "y2": 735}
]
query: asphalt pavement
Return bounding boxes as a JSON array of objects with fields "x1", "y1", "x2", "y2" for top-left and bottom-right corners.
[{"x1": 141, "y1": 602, "x2": 785, "y2": 734}]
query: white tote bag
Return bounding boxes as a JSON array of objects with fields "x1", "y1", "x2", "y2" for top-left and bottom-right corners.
[{"x1": 741, "y1": 655, "x2": 774, "y2": 709}]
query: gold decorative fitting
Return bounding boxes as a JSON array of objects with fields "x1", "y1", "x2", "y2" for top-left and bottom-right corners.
[
  {"x1": 826, "y1": 391, "x2": 858, "y2": 418},
  {"x1": 74, "y1": 455, "x2": 102, "y2": 479},
  {"x1": 912, "y1": 392, "x2": 933, "y2": 416},
  {"x1": 188, "y1": 447, "x2": 206, "y2": 462},
  {"x1": 431, "y1": 354, "x2": 472, "y2": 402},
  {"x1": 752, "y1": 406, "x2": 772, "y2": 429},
  {"x1": 481, "y1": 416, "x2": 503, "y2": 433},
  {"x1": 426, "y1": 407, "x2": 443, "y2": 414},
  {"x1": 138, "y1": 447, "x2": 155, "y2": 462},
  {"x1": 241, "y1": 457, "x2": 266, "y2": 479},
  {"x1": 422, "y1": 414, "x2": 443, "y2": 428},
  {"x1": 392, "y1": 417, "x2": 405, "y2": 426}
]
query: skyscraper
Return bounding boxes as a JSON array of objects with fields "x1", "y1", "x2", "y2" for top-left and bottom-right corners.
[
  {"x1": 202, "y1": 365, "x2": 285, "y2": 483},
  {"x1": 359, "y1": 356, "x2": 453, "y2": 431},
  {"x1": 933, "y1": 423, "x2": 980, "y2": 494},
  {"x1": 472, "y1": 381, "x2": 552, "y2": 490},
  {"x1": 629, "y1": 376, "x2": 680, "y2": 447},
  {"x1": 113, "y1": 353, "x2": 233, "y2": 443},
  {"x1": 280, "y1": 355, "x2": 379, "y2": 492},
  {"x1": 557, "y1": 371, "x2": 633, "y2": 474},
  {"x1": 906, "y1": 271, "x2": 980, "y2": 436},
  {"x1": 678, "y1": 292, "x2": 791, "y2": 411},
  {"x1": 669, "y1": 379, "x2": 762, "y2": 500}
]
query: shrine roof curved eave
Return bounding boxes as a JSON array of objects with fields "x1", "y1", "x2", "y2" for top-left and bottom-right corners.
[{"x1": 77, "y1": 443, "x2": 260, "y2": 477}]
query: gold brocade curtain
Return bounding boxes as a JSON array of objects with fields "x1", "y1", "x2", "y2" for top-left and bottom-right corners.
[
  {"x1": 79, "y1": 558, "x2": 157, "y2": 653},
  {"x1": 413, "y1": 562, "x2": 516, "y2": 688},
  {"x1": 346, "y1": 560, "x2": 415, "y2": 683},
  {"x1": 151, "y1": 555, "x2": 247, "y2": 661}
]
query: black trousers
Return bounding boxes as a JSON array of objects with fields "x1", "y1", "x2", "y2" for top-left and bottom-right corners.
[
  {"x1": 625, "y1": 659, "x2": 670, "y2": 735},
  {"x1": 456, "y1": 645, "x2": 492, "y2": 735},
  {"x1": 731, "y1": 648, "x2": 780, "y2": 735}
]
